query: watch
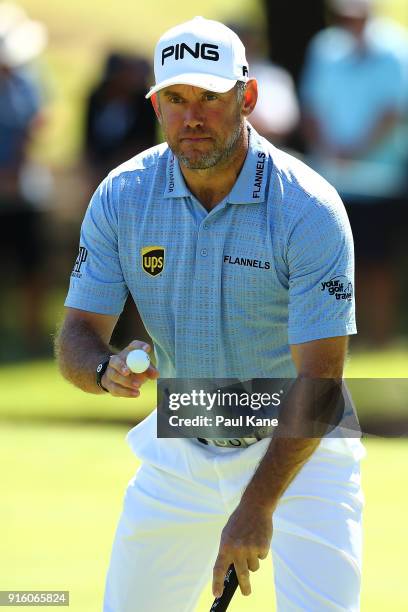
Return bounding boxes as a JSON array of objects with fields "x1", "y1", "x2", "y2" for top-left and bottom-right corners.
[{"x1": 96, "y1": 359, "x2": 110, "y2": 392}]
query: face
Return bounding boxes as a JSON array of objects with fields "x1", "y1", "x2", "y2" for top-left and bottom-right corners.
[
  {"x1": 336, "y1": 14, "x2": 368, "y2": 38},
  {"x1": 153, "y1": 83, "x2": 253, "y2": 170}
]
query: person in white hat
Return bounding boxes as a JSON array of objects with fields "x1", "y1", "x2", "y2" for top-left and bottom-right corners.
[{"x1": 56, "y1": 16, "x2": 365, "y2": 611}]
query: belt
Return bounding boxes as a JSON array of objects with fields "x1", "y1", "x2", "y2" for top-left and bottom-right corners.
[{"x1": 197, "y1": 437, "x2": 260, "y2": 448}]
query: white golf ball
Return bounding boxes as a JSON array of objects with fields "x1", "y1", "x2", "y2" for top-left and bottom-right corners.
[{"x1": 126, "y1": 349, "x2": 150, "y2": 373}]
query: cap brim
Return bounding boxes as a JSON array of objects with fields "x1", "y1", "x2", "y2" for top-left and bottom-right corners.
[{"x1": 145, "y1": 72, "x2": 240, "y2": 99}]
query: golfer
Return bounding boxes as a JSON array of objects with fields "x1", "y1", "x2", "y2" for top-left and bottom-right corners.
[{"x1": 56, "y1": 17, "x2": 365, "y2": 612}]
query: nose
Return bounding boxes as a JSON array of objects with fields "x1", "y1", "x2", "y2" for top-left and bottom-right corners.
[{"x1": 183, "y1": 102, "x2": 204, "y2": 130}]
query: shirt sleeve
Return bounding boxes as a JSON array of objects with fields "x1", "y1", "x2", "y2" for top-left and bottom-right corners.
[
  {"x1": 64, "y1": 175, "x2": 128, "y2": 315},
  {"x1": 287, "y1": 193, "x2": 357, "y2": 344}
]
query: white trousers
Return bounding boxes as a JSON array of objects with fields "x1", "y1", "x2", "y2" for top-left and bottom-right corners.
[{"x1": 103, "y1": 411, "x2": 365, "y2": 612}]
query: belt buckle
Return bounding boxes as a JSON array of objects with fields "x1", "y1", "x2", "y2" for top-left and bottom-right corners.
[
  {"x1": 213, "y1": 438, "x2": 256, "y2": 448},
  {"x1": 197, "y1": 437, "x2": 260, "y2": 448},
  {"x1": 213, "y1": 438, "x2": 243, "y2": 448}
]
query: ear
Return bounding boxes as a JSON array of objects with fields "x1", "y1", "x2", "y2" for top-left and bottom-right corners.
[
  {"x1": 241, "y1": 79, "x2": 258, "y2": 117},
  {"x1": 150, "y1": 93, "x2": 162, "y2": 123}
]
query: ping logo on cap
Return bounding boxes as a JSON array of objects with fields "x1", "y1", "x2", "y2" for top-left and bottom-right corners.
[
  {"x1": 161, "y1": 42, "x2": 220, "y2": 65},
  {"x1": 141, "y1": 246, "x2": 165, "y2": 277}
]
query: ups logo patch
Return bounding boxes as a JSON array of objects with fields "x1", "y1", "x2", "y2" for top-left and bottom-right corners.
[{"x1": 141, "y1": 246, "x2": 165, "y2": 277}]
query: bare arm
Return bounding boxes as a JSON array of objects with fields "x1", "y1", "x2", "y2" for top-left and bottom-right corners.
[
  {"x1": 342, "y1": 109, "x2": 400, "y2": 159},
  {"x1": 212, "y1": 336, "x2": 348, "y2": 597},
  {"x1": 240, "y1": 336, "x2": 348, "y2": 511},
  {"x1": 302, "y1": 108, "x2": 401, "y2": 159},
  {"x1": 55, "y1": 307, "x2": 158, "y2": 396}
]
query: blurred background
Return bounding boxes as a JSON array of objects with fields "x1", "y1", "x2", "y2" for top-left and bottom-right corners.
[{"x1": 0, "y1": 0, "x2": 407, "y2": 610}]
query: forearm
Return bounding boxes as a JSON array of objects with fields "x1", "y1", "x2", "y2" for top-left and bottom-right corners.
[
  {"x1": 241, "y1": 436, "x2": 320, "y2": 513},
  {"x1": 55, "y1": 319, "x2": 113, "y2": 394},
  {"x1": 241, "y1": 374, "x2": 343, "y2": 513},
  {"x1": 355, "y1": 109, "x2": 400, "y2": 157},
  {"x1": 303, "y1": 109, "x2": 400, "y2": 159}
]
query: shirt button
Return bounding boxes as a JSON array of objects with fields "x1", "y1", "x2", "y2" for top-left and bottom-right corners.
[
  {"x1": 201, "y1": 248, "x2": 208, "y2": 257},
  {"x1": 203, "y1": 223, "x2": 209, "y2": 230}
]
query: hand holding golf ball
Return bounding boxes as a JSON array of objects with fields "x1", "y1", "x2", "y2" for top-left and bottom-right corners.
[
  {"x1": 100, "y1": 341, "x2": 158, "y2": 398},
  {"x1": 126, "y1": 348, "x2": 151, "y2": 373}
]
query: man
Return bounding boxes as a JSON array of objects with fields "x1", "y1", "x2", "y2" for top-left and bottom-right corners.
[
  {"x1": 56, "y1": 17, "x2": 365, "y2": 612},
  {"x1": 300, "y1": 0, "x2": 408, "y2": 346}
]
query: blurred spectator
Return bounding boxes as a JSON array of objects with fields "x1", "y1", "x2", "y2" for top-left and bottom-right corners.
[
  {"x1": 0, "y1": 3, "x2": 51, "y2": 357},
  {"x1": 231, "y1": 24, "x2": 300, "y2": 147},
  {"x1": 84, "y1": 52, "x2": 156, "y2": 191},
  {"x1": 300, "y1": 0, "x2": 408, "y2": 346},
  {"x1": 83, "y1": 52, "x2": 156, "y2": 348}
]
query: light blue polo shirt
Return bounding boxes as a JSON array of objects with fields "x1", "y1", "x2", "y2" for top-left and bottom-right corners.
[{"x1": 65, "y1": 125, "x2": 356, "y2": 379}]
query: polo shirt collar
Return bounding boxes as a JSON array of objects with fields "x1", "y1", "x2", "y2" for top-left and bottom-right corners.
[
  {"x1": 164, "y1": 151, "x2": 190, "y2": 199},
  {"x1": 227, "y1": 126, "x2": 268, "y2": 204},
  {"x1": 163, "y1": 125, "x2": 268, "y2": 204}
]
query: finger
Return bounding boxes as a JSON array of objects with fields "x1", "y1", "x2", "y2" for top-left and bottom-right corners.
[
  {"x1": 233, "y1": 558, "x2": 251, "y2": 596},
  {"x1": 145, "y1": 365, "x2": 160, "y2": 379},
  {"x1": 109, "y1": 354, "x2": 131, "y2": 376},
  {"x1": 247, "y1": 556, "x2": 260, "y2": 572},
  {"x1": 103, "y1": 379, "x2": 140, "y2": 398},
  {"x1": 107, "y1": 367, "x2": 143, "y2": 390},
  {"x1": 110, "y1": 342, "x2": 152, "y2": 376},
  {"x1": 128, "y1": 340, "x2": 151, "y2": 353},
  {"x1": 212, "y1": 555, "x2": 230, "y2": 598}
]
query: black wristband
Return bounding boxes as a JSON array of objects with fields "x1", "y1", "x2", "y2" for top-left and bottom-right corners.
[{"x1": 96, "y1": 359, "x2": 110, "y2": 392}]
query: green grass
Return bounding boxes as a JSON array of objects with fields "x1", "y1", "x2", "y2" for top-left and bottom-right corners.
[
  {"x1": 345, "y1": 346, "x2": 408, "y2": 377},
  {"x1": 0, "y1": 423, "x2": 136, "y2": 610},
  {"x1": 0, "y1": 360, "x2": 156, "y2": 422},
  {"x1": 1, "y1": 423, "x2": 407, "y2": 611}
]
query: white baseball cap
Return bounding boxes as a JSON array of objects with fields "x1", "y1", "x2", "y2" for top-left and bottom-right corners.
[{"x1": 145, "y1": 16, "x2": 249, "y2": 99}]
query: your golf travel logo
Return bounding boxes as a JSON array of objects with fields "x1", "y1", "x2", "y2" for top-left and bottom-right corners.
[
  {"x1": 321, "y1": 276, "x2": 353, "y2": 301},
  {"x1": 141, "y1": 246, "x2": 165, "y2": 277}
]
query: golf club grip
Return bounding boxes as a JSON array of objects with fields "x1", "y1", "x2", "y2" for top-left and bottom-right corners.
[{"x1": 209, "y1": 564, "x2": 238, "y2": 611}]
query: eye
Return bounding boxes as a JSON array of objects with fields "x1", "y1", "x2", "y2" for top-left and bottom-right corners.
[
  {"x1": 169, "y1": 95, "x2": 183, "y2": 104},
  {"x1": 203, "y1": 92, "x2": 218, "y2": 101}
]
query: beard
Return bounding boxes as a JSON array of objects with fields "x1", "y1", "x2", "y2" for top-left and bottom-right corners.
[{"x1": 165, "y1": 118, "x2": 244, "y2": 170}]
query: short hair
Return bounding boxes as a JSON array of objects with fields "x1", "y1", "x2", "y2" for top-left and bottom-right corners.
[{"x1": 236, "y1": 80, "x2": 246, "y2": 103}]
